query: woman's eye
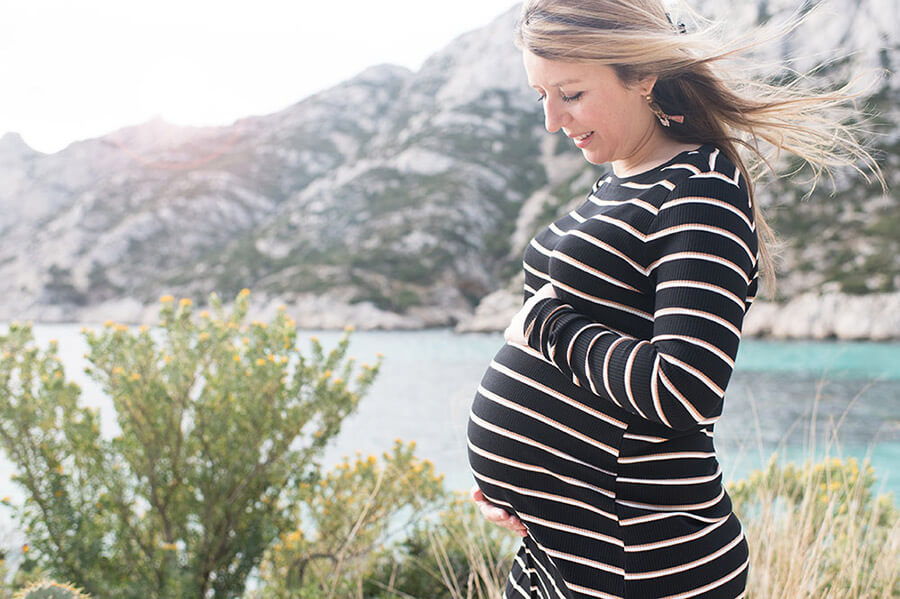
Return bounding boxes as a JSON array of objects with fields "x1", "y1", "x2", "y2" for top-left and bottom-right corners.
[{"x1": 562, "y1": 91, "x2": 584, "y2": 103}]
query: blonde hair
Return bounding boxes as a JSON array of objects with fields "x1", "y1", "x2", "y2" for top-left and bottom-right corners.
[{"x1": 515, "y1": 0, "x2": 884, "y2": 292}]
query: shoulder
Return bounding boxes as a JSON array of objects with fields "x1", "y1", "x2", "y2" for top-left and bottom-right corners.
[{"x1": 653, "y1": 145, "x2": 753, "y2": 224}]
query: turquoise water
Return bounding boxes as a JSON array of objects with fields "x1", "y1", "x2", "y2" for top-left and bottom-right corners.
[
  {"x1": 736, "y1": 339, "x2": 900, "y2": 380},
  {"x1": 2, "y1": 327, "x2": 898, "y2": 507}
]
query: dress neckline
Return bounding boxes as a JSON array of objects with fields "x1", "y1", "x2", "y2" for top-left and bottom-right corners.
[{"x1": 606, "y1": 144, "x2": 710, "y2": 184}]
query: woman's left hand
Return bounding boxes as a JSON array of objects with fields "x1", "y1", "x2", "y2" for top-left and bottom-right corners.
[{"x1": 504, "y1": 283, "x2": 557, "y2": 346}]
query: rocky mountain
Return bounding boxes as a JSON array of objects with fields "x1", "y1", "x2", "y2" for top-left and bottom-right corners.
[{"x1": 0, "y1": 0, "x2": 897, "y2": 335}]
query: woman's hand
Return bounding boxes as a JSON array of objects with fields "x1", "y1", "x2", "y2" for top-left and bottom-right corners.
[
  {"x1": 504, "y1": 283, "x2": 557, "y2": 346},
  {"x1": 470, "y1": 485, "x2": 528, "y2": 537}
]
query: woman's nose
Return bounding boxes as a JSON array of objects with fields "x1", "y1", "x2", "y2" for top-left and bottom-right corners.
[{"x1": 543, "y1": 98, "x2": 569, "y2": 133}]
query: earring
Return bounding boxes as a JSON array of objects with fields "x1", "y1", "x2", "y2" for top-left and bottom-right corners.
[{"x1": 645, "y1": 95, "x2": 684, "y2": 127}]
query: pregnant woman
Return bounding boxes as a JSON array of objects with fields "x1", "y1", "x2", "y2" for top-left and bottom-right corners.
[{"x1": 466, "y1": 1, "x2": 881, "y2": 598}]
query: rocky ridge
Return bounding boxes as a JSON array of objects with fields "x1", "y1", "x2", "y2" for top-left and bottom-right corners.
[{"x1": 0, "y1": 0, "x2": 897, "y2": 339}]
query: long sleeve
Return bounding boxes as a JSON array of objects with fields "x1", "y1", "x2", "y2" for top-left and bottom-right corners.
[{"x1": 524, "y1": 173, "x2": 759, "y2": 431}]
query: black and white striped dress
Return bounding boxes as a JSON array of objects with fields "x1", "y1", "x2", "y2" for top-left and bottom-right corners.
[{"x1": 467, "y1": 144, "x2": 755, "y2": 598}]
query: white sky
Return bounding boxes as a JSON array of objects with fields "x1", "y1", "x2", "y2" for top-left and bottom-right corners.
[{"x1": 0, "y1": 0, "x2": 521, "y2": 154}]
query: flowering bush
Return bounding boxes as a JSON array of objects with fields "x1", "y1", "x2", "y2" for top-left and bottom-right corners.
[
  {"x1": 728, "y1": 455, "x2": 899, "y2": 598},
  {"x1": 0, "y1": 291, "x2": 380, "y2": 598}
]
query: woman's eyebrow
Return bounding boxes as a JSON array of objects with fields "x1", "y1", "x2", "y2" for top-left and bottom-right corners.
[{"x1": 549, "y1": 78, "x2": 582, "y2": 87}]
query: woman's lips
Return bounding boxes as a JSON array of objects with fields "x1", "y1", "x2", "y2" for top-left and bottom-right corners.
[{"x1": 572, "y1": 131, "x2": 594, "y2": 148}]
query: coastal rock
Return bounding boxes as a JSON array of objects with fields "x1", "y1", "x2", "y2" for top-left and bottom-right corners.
[
  {"x1": 743, "y1": 292, "x2": 900, "y2": 340},
  {"x1": 462, "y1": 290, "x2": 900, "y2": 341},
  {"x1": 455, "y1": 288, "x2": 520, "y2": 333}
]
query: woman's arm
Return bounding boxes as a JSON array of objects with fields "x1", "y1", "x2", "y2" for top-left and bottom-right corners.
[{"x1": 522, "y1": 174, "x2": 759, "y2": 431}]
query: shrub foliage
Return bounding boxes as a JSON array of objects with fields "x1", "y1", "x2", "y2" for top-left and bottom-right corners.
[{"x1": 0, "y1": 291, "x2": 379, "y2": 598}]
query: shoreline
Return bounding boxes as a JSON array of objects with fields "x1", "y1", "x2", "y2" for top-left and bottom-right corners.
[{"x1": 2, "y1": 290, "x2": 900, "y2": 342}]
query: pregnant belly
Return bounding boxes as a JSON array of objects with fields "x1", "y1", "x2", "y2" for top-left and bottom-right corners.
[{"x1": 466, "y1": 342, "x2": 630, "y2": 526}]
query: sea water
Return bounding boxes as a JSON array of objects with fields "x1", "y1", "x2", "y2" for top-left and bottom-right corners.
[{"x1": 2, "y1": 326, "x2": 898, "y2": 531}]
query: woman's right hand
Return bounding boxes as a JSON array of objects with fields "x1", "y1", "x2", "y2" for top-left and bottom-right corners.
[{"x1": 470, "y1": 485, "x2": 528, "y2": 537}]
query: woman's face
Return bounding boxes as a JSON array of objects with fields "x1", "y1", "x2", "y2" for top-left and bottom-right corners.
[{"x1": 523, "y1": 50, "x2": 656, "y2": 167}]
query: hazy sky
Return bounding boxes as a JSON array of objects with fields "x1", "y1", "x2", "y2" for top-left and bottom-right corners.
[{"x1": 0, "y1": 0, "x2": 520, "y2": 154}]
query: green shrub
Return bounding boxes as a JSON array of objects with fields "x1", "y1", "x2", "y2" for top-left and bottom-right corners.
[
  {"x1": 12, "y1": 580, "x2": 90, "y2": 599},
  {"x1": 728, "y1": 455, "x2": 899, "y2": 598},
  {"x1": 0, "y1": 291, "x2": 379, "y2": 598}
]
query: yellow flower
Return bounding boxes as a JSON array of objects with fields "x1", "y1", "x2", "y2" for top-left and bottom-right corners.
[
  {"x1": 114, "y1": 324, "x2": 128, "y2": 332},
  {"x1": 130, "y1": 373, "x2": 141, "y2": 381},
  {"x1": 239, "y1": 288, "x2": 251, "y2": 296},
  {"x1": 344, "y1": 324, "x2": 355, "y2": 332},
  {"x1": 112, "y1": 367, "x2": 124, "y2": 375},
  {"x1": 104, "y1": 320, "x2": 114, "y2": 328},
  {"x1": 200, "y1": 310, "x2": 211, "y2": 319},
  {"x1": 1, "y1": 496, "x2": 9, "y2": 503},
  {"x1": 179, "y1": 298, "x2": 192, "y2": 307},
  {"x1": 242, "y1": 337, "x2": 250, "y2": 345},
  {"x1": 256, "y1": 358, "x2": 267, "y2": 366},
  {"x1": 333, "y1": 377, "x2": 343, "y2": 385},
  {"x1": 161, "y1": 542, "x2": 178, "y2": 551},
  {"x1": 199, "y1": 332, "x2": 210, "y2": 341},
  {"x1": 310, "y1": 336, "x2": 319, "y2": 343},
  {"x1": 139, "y1": 325, "x2": 149, "y2": 332},
  {"x1": 22, "y1": 544, "x2": 29, "y2": 553},
  {"x1": 159, "y1": 295, "x2": 175, "y2": 303},
  {"x1": 277, "y1": 305, "x2": 286, "y2": 312},
  {"x1": 322, "y1": 370, "x2": 332, "y2": 378},
  {"x1": 55, "y1": 465, "x2": 64, "y2": 474},
  {"x1": 367, "y1": 455, "x2": 377, "y2": 464}
]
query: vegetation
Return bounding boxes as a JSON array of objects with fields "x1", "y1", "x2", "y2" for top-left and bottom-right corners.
[
  {"x1": 729, "y1": 455, "x2": 899, "y2": 598},
  {"x1": 0, "y1": 291, "x2": 381, "y2": 598},
  {"x1": 2, "y1": 304, "x2": 897, "y2": 597}
]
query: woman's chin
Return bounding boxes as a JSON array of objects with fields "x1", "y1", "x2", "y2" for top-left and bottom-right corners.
[{"x1": 581, "y1": 149, "x2": 609, "y2": 165}]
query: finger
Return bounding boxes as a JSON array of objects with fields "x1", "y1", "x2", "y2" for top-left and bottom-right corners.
[
  {"x1": 480, "y1": 503, "x2": 511, "y2": 522},
  {"x1": 470, "y1": 485, "x2": 483, "y2": 501}
]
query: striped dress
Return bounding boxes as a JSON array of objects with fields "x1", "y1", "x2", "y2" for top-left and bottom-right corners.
[{"x1": 467, "y1": 144, "x2": 756, "y2": 599}]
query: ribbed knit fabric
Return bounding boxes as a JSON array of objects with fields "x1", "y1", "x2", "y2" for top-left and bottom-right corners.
[{"x1": 467, "y1": 144, "x2": 756, "y2": 599}]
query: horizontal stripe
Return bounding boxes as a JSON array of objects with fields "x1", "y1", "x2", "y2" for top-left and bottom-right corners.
[
  {"x1": 468, "y1": 439, "x2": 615, "y2": 499},
  {"x1": 615, "y1": 465, "x2": 722, "y2": 485},
  {"x1": 469, "y1": 411, "x2": 615, "y2": 476},
  {"x1": 477, "y1": 385, "x2": 619, "y2": 456},
  {"x1": 488, "y1": 358, "x2": 627, "y2": 428},
  {"x1": 625, "y1": 529, "x2": 743, "y2": 579},
  {"x1": 624, "y1": 515, "x2": 730, "y2": 552},
  {"x1": 659, "y1": 557, "x2": 749, "y2": 599},
  {"x1": 472, "y1": 471, "x2": 619, "y2": 522}
]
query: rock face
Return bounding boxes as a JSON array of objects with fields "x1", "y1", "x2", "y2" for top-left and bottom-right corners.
[
  {"x1": 0, "y1": 1, "x2": 897, "y2": 338},
  {"x1": 456, "y1": 288, "x2": 900, "y2": 341},
  {"x1": 743, "y1": 292, "x2": 900, "y2": 341}
]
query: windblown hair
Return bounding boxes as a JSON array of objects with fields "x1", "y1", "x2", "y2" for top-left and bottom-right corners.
[{"x1": 515, "y1": 0, "x2": 883, "y2": 290}]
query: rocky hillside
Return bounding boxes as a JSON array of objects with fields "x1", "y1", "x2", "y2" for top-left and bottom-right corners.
[{"x1": 0, "y1": 0, "x2": 896, "y2": 334}]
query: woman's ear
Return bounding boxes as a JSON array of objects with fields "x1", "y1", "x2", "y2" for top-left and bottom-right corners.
[{"x1": 636, "y1": 75, "x2": 659, "y2": 97}]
